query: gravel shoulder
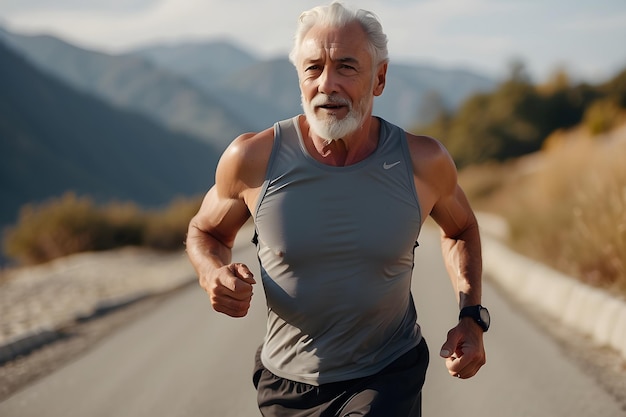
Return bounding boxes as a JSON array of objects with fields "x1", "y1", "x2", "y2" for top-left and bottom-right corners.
[
  {"x1": 0, "y1": 285, "x2": 192, "y2": 402},
  {"x1": 0, "y1": 247, "x2": 196, "y2": 402}
]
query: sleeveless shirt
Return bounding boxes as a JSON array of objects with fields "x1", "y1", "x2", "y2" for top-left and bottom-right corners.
[{"x1": 253, "y1": 116, "x2": 423, "y2": 385}]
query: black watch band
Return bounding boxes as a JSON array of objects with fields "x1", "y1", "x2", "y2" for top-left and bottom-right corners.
[{"x1": 459, "y1": 304, "x2": 490, "y2": 332}]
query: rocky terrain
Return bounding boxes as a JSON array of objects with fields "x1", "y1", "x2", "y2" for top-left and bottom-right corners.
[{"x1": 0, "y1": 248, "x2": 196, "y2": 400}]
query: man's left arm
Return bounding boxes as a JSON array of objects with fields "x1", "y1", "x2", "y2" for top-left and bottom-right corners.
[
  {"x1": 431, "y1": 182, "x2": 486, "y2": 379},
  {"x1": 407, "y1": 133, "x2": 486, "y2": 378}
]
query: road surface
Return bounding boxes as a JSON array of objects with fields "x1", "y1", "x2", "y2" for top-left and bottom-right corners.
[{"x1": 1, "y1": 224, "x2": 624, "y2": 416}]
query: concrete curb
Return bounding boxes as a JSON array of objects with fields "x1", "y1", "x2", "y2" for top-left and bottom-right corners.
[{"x1": 479, "y1": 215, "x2": 626, "y2": 361}]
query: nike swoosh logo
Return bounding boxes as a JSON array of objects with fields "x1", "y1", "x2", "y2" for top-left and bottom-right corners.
[{"x1": 383, "y1": 161, "x2": 401, "y2": 170}]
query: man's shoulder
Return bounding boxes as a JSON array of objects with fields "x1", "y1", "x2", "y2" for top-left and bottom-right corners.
[
  {"x1": 404, "y1": 132, "x2": 450, "y2": 161},
  {"x1": 402, "y1": 131, "x2": 458, "y2": 188},
  {"x1": 235, "y1": 125, "x2": 276, "y2": 146},
  {"x1": 224, "y1": 126, "x2": 275, "y2": 160},
  {"x1": 227, "y1": 115, "x2": 302, "y2": 160},
  {"x1": 215, "y1": 126, "x2": 276, "y2": 188}
]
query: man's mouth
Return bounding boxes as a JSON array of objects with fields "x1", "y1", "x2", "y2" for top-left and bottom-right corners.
[
  {"x1": 318, "y1": 103, "x2": 344, "y2": 109},
  {"x1": 311, "y1": 95, "x2": 350, "y2": 111}
]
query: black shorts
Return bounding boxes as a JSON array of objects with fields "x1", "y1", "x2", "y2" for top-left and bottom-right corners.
[{"x1": 253, "y1": 338, "x2": 429, "y2": 417}]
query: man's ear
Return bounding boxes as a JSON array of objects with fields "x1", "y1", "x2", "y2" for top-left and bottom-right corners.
[{"x1": 373, "y1": 62, "x2": 388, "y2": 97}]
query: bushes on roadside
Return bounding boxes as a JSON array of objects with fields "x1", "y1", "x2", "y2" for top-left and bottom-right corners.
[
  {"x1": 583, "y1": 98, "x2": 626, "y2": 135},
  {"x1": 2, "y1": 193, "x2": 202, "y2": 265},
  {"x1": 143, "y1": 197, "x2": 203, "y2": 250},
  {"x1": 462, "y1": 125, "x2": 626, "y2": 297},
  {"x1": 506, "y1": 133, "x2": 626, "y2": 295}
]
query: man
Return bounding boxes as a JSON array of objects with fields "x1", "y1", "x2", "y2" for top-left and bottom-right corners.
[{"x1": 186, "y1": 2, "x2": 488, "y2": 416}]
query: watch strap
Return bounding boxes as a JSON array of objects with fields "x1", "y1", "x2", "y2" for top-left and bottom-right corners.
[{"x1": 459, "y1": 304, "x2": 489, "y2": 332}]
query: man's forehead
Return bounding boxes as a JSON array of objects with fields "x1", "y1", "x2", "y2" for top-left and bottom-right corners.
[{"x1": 298, "y1": 23, "x2": 370, "y2": 61}]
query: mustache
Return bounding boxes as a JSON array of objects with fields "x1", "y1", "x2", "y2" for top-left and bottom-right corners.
[{"x1": 310, "y1": 94, "x2": 351, "y2": 108}]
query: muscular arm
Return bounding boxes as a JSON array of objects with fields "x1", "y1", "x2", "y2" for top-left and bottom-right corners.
[
  {"x1": 409, "y1": 134, "x2": 485, "y2": 379},
  {"x1": 431, "y1": 184, "x2": 482, "y2": 309},
  {"x1": 186, "y1": 129, "x2": 272, "y2": 317}
]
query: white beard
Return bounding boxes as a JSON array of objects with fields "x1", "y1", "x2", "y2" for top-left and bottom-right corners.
[{"x1": 302, "y1": 94, "x2": 370, "y2": 141}]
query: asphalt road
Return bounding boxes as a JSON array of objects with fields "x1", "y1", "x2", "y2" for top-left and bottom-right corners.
[{"x1": 1, "y1": 224, "x2": 624, "y2": 417}]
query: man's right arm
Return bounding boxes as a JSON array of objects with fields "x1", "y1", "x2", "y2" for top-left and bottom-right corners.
[
  {"x1": 185, "y1": 130, "x2": 272, "y2": 317},
  {"x1": 186, "y1": 185, "x2": 255, "y2": 317}
]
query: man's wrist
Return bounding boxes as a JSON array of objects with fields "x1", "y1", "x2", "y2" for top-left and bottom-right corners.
[{"x1": 458, "y1": 305, "x2": 490, "y2": 332}]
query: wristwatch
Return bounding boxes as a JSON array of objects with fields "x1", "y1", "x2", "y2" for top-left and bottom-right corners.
[{"x1": 459, "y1": 305, "x2": 490, "y2": 332}]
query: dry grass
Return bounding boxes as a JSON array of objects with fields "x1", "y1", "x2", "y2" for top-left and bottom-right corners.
[
  {"x1": 2, "y1": 194, "x2": 202, "y2": 265},
  {"x1": 461, "y1": 124, "x2": 626, "y2": 298}
]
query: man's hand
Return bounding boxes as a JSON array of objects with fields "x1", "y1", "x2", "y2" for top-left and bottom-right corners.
[
  {"x1": 200, "y1": 262, "x2": 256, "y2": 318},
  {"x1": 439, "y1": 318, "x2": 486, "y2": 379}
]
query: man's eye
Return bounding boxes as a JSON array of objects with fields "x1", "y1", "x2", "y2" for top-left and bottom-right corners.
[
  {"x1": 339, "y1": 64, "x2": 357, "y2": 72},
  {"x1": 305, "y1": 65, "x2": 320, "y2": 72}
]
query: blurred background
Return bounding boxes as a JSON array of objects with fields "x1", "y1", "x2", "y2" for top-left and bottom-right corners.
[
  {"x1": 1, "y1": 0, "x2": 624, "y2": 290},
  {"x1": 0, "y1": 0, "x2": 625, "y2": 412}
]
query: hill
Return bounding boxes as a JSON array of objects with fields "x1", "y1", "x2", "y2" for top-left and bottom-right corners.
[
  {"x1": 0, "y1": 27, "x2": 250, "y2": 150},
  {"x1": 0, "y1": 41, "x2": 220, "y2": 231}
]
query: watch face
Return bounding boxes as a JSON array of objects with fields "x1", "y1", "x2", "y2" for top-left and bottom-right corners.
[{"x1": 479, "y1": 307, "x2": 490, "y2": 327}]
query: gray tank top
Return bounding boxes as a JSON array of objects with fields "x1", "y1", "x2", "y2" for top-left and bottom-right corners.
[{"x1": 253, "y1": 116, "x2": 423, "y2": 385}]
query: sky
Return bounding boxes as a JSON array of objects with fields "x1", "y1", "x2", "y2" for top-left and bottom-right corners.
[{"x1": 1, "y1": 0, "x2": 625, "y2": 83}]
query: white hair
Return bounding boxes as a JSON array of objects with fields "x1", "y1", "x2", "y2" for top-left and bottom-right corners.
[{"x1": 288, "y1": 1, "x2": 389, "y2": 67}]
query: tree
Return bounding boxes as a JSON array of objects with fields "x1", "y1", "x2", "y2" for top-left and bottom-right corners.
[{"x1": 419, "y1": 60, "x2": 624, "y2": 167}]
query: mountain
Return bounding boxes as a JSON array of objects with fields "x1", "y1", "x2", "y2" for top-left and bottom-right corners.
[
  {"x1": 207, "y1": 57, "x2": 303, "y2": 129},
  {"x1": 133, "y1": 41, "x2": 496, "y2": 129},
  {"x1": 0, "y1": 28, "x2": 250, "y2": 150},
  {"x1": 1, "y1": 26, "x2": 495, "y2": 138},
  {"x1": 134, "y1": 40, "x2": 258, "y2": 86},
  {"x1": 0, "y1": 41, "x2": 220, "y2": 231}
]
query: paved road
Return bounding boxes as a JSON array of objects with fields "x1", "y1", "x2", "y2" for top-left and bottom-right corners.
[{"x1": 1, "y1": 225, "x2": 624, "y2": 417}]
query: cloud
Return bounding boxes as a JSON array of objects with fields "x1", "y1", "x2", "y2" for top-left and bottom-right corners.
[
  {"x1": 556, "y1": 11, "x2": 626, "y2": 33},
  {"x1": 0, "y1": 0, "x2": 159, "y2": 14},
  {"x1": 1, "y1": 0, "x2": 321, "y2": 53}
]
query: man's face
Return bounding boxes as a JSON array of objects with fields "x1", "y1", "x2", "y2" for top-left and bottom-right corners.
[{"x1": 296, "y1": 21, "x2": 386, "y2": 141}]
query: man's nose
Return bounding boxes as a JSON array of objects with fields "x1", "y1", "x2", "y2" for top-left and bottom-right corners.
[{"x1": 318, "y1": 67, "x2": 339, "y2": 95}]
